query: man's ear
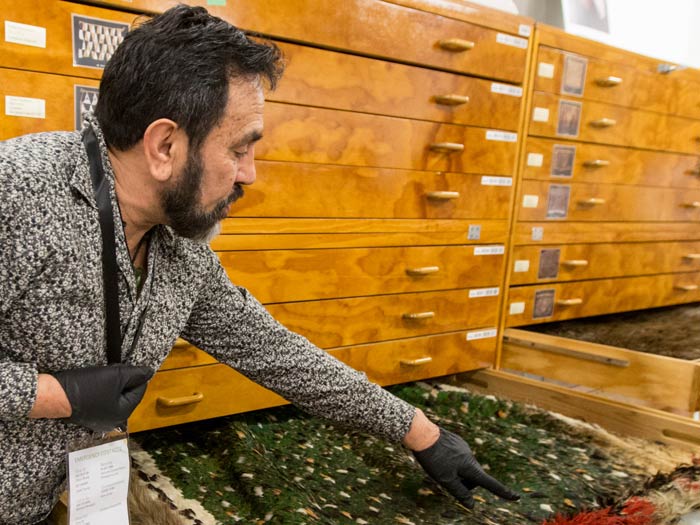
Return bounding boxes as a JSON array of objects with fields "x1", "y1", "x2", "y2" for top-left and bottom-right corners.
[{"x1": 142, "y1": 118, "x2": 187, "y2": 182}]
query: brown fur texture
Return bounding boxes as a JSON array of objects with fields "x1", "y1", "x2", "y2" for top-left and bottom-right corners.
[{"x1": 128, "y1": 471, "x2": 190, "y2": 525}]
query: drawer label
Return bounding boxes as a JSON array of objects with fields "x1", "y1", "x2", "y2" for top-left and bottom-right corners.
[
  {"x1": 486, "y1": 130, "x2": 518, "y2": 142},
  {"x1": 474, "y1": 245, "x2": 504, "y2": 256},
  {"x1": 496, "y1": 33, "x2": 528, "y2": 49},
  {"x1": 551, "y1": 145, "x2": 576, "y2": 178},
  {"x1": 527, "y1": 153, "x2": 544, "y2": 167},
  {"x1": 513, "y1": 260, "x2": 530, "y2": 272},
  {"x1": 491, "y1": 83, "x2": 523, "y2": 97},
  {"x1": 74, "y1": 85, "x2": 99, "y2": 131},
  {"x1": 5, "y1": 21, "x2": 46, "y2": 48},
  {"x1": 72, "y1": 14, "x2": 130, "y2": 69},
  {"x1": 469, "y1": 287, "x2": 499, "y2": 298},
  {"x1": 538, "y1": 248, "x2": 561, "y2": 279},
  {"x1": 538, "y1": 62, "x2": 555, "y2": 79},
  {"x1": 532, "y1": 107, "x2": 550, "y2": 122},
  {"x1": 481, "y1": 176, "x2": 512, "y2": 186},
  {"x1": 467, "y1": 224, "x2": 481, "y2": 240},
  {"x1": 467, "y1": 328, "x2": 498, "y2": 341},
  {"x1": 561, "y1": 54, "x2": 588, "y2": 97},
  {"x1": 518, "y1": 24, "x2": 532, "y2": 37},
  {"x1": 531, "y1": 227, "x2": 544, "y2": 241},
  {"x1": 522, "y1": 194, "x2": 539, "y2": 208},
  {"x1": 556, "y1": 99, "x2": 582, "y2": 138},
  {"x1": 509, "y1": 302, "x2": 525, "y2": 315},
  {"x1": 533, "y1": 289, "x2": 555, "y2": 319},
  {"x1": 546, "y1": 184, "x2": 571, "y2": 219},
  {"x1": 5, "y1": 96, "x2": 45, "y2": 119}
]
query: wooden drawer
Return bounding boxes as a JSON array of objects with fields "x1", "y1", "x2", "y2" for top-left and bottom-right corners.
[
  {"x1": 259, "y1": 102, "x2": 518, "y2": 175},
  {"x1": 220, "y1": 244, "x2": 505, "y2": 303},
  {"x1": 518, "y1": 180, "x2": 700, "y2": 222},
  {"x1": 271, "y1": 42, "x2": 523, "y2": 130},
  {"x1": 0, "y1": 68, "x2": 99, "y2": 140},
  {"x1": 76, "y1": 0, "x2": 529, "y2": 82},
  {"x1": 510, "y1": 241, "x2": 700, "y2": 285},
  {"x1": 159, "y1": 340, "x2": 217, "y2": 370},
  {"x1": 506, "y1": 272, "x2": 700, "y2": 327},
  {"x1": 267, "y1": 288, "x2": 500, "y2": 348},
  {"x1": 1, "y1": 1, "x2": 136, "y2": 78},
  {"x1": 675, "y1": 77, "x2": 700, "y2": 121},
  {"x1": 129, "y1": 363, "x2": 287, "y2": 432},
  {"x1": 522, "y1": 137, "x2": 700, "y2": 189},
  {"x1": 236, "y1": 161, "x2": 512, "y2": 220},
  {"x1": 329, "y1": 330, "x2": 497, "y2": 385}
]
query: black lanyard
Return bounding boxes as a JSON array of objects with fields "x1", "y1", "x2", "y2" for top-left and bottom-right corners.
[{"x1": 83, "y1": 125, "x2": 122, "y2": 365}]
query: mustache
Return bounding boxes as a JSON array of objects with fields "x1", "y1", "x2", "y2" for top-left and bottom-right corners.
[{"x1": 228, "y1": 183, "x2": 244, "y2": 205}]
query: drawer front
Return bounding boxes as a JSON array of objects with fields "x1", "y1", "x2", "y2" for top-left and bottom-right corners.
[
  {"x1": 0, "y1": 1, "x2": 136, "y2": 78},
  {"x1": 77, "y1": 0, "x2": 529, "y2": 82},
  {"x1": 506, "y1": 272, "x2": 700, "y2": 326},
  {"x1": 236, "y1": 161, "x2": 512, "y2": 220},
  {"x1": 513, "y1": 221, "x2": 700, "y2": 245},
  {"x1": 522, "y1": 137, "x2": 700, "y2": 189},
  {"x1": 675, "y1": 78, "x2": 700, "y2": 120},
  {"x1": 129, "y1": 364, "x2": 287, "y2": 432},
  {"x1": 510, "y1": 241, "x2": 700, "y2": 285},
  {"x1": 529, "y1": 92, "x2": 663, "y2": 150},
  {"x1": 267, "y1": 288, "x2": 500, "y2": 348},
  {"x1": 271, "y1": 42, "x2": 523, "y2": 130},
  {"x1": 159, "y1": 341, "x2": 217, "y2": 370},
  {"x1": 329, "y1": 330, "x2": 497, "y2": 386},
  {"x1": 518, "y1": 180, "x2": 700, "y2": 222},
  {"x1": 220, "y1": 244, "x2": 505, "y2": 303},
  {"x1": 0, "y1": 68, "x2": 99, "y2": 139},
  {"x1": 259, "y1": 102, "x2": 518, "y2": 175}
]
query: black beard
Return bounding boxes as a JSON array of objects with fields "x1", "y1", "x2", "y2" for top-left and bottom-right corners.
[{"x1": 161, "y1": 147, "x2": 244, "y2": 241}]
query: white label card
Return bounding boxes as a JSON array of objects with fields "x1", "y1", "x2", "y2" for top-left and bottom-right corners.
[
  {"x1": 5, "y1": 96, "x2": 46, "y2": 119},
  {"x1": 522, "y1": 195, "x2": 539, "y2": 208},
  {"x1": 5, "y1": 21, "x2": 46, "y2": 48},
  {"x1": 469, "y1": 287, "x2": 500, "y2": 298},
  {"x1": 519, "y1": 24, "x2": 532, "y2": 37},
  {"x1": 532, "y1": 227, "x2": 544, "y2": 241},
  {"x1": 491, "y1": 83, "x2": 523, "y2": 97},
  {"x1": 481, "y1": 176, "x2": 513, "y2": 187},
  {"x1": 533, "y1": 107, "x2": 550, "y2": 122},
  {"x1": 474, "y1": 245, "x2": 505, "y2": 256},
  {"x1": 496, "y1": 33, "x2": 527, "y2": 49},
  {"x1": 538, "y1": 62, "x2": 555, "y2": 78},
  {"x1": 467, "y1": 328, "x2": 498, "y2": 341},
  {"x1": 527, "y1": 153, "x2": 544, "y2": 167},
  {"x1": 509, "y1": 302, "x2": 526, "y2": 315},
  {"x1": 68, "y1": 438, "x2": 130, "y2": 525},
  {"x1": 486, "y1": 130, "x2": 518, "y2": 142},
  {"x1": 513, "y1": 260, "x2": 530, "y2": 272}
]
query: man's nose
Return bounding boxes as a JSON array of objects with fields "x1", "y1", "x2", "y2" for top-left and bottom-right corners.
[{"x1": 237, "y1": 149, "x2": 257, "y2": 185}]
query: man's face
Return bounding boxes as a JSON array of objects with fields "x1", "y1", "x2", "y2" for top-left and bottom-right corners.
[{"x1": 161, "y1": 79, "x2": 264, "y2": 241}]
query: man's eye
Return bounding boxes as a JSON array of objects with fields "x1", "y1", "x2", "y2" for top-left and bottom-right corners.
[{"x1": 234, "y1": 149, "x2": 247, "y2": 159}]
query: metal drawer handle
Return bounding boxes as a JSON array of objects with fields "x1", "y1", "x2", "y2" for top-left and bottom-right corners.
[
  {"x1": 157, "y1": 392, "x2": 204, "y2": 408},
  {"x1": 579, "y1": 197, "x2": 606, "y2": 205},
  {"x1": 406, "y1": 266, "x2": 440, "y2": 276},
  {"x1": 400, "y1": 357, "x2": 433, "y2": 366},
  {"x1": 590, "y1": 118, "x2": 617, "y2": 128},
  {"x1": 438, "y1": 38, "x2": 475, "y2": 52},
  {"x1": 434, "y1": 94, "x2": 470, "y2": 106},
  {"x1": 682, "y1": 201, "x2": 700, "y2": 208},
  {"x1": 583, "y1": 159, "x2": 610, "y2": 168},
  {"x1": 683, "y1": 253, "x2": 700, "y2": 260},
  {"x1": 595, "y1": 76, "x2": 623, "y2": 87},
  {"x1": 556, "y1": 298, "x2": 583, "y2": 306},
  {"x1": 658, "y1": 63, "x2": 678, "y2": 74},
  {"x1": 429, "y1": 142, "x2": 465, "y2": 153},
  {"x1": 402, "y1": 311, "x2": 436, "y2": 320},
  {"x1": 561, "y1": 259, "x2": 589, "y2": 267},
  {"x1": 674, "y1": 284, "x2": 699, "y2": 292},
  {"x1": 426, "y1": 191, "x2": 460, "y2": 200}
]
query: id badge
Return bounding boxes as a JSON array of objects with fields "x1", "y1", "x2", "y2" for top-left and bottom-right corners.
[{"x1": 66, "y1": 431, "x2": 130, "y2": 525}]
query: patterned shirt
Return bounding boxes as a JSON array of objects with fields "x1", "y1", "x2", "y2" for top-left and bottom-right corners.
[{"x1": 0, "y1": 116, "x2": 415, "y2": 524}]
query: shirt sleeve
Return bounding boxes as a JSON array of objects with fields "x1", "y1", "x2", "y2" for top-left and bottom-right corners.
[{"x1": 180, "y1": 249, "x2": 416, "y2": 442}]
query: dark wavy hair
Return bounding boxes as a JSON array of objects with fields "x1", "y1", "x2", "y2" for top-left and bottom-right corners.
[{"x1": 95, "y1": 5, "x2": 283, "y2": 150}]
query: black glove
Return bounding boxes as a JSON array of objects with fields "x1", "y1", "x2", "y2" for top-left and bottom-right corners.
[
  {"x1": 54, "y1": 364, "x2": 153, "y2": 432},
  {"x1": 413, "y1": 427, "x2": 520, "y2": 509}
]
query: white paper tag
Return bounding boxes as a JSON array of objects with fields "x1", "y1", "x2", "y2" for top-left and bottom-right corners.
[
  {"x1": 491, "y1": 83, "x2": 523, "y2": 97},
  {"x1": 538, "y1": 62, "x2": 555, "y2": 78},
  {"x1": 68, "y1": 438, "x2": 130, "y2": 524},
  {"x1": 509, "y1": 302, "x2": 526, "y2": 315},
  {"x1": 527, "y1": 153, "x2": 544, "y2": 167},
  {"x1": 522, "y1": 194, "x2": 539, "y2": 208},
  {"x1": 519, "y1": 24, "x2": 532, "y2": 37},
  {"x1": 531, "y1": 227, "x2": 544, "y2": 241},
  {"x1": 532, "y1": 107, "x2": 550, "y2": 122},
  {"x1": 496, "y1": 33, "x2": 527, "y2": 49},
  {"x1": 467, "y1": 328, "x2": 498, "y2": 341},
  {"x1": 514, "y1": 260, "x2": 530, "y2": 272},
  {"x1": 486, "y1": 130, "x2": 518, "y2": 142},
  {"x1": 4, "y1": 21, "x2": 46, "y2": 48},
  {"x1": 481, "y1": 176, "x2": 513, "y2": 186},
  {"x1": 469, "y1": 287, "x2": 500, "y2": 298},
  {"x1": 474, "y1": 245, "x2": 505, "y2": 256},
  {"x1": 5, "y1": 96, "x2": 46, "y2": 119}
]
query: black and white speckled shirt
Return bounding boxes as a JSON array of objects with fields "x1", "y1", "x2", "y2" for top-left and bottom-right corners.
[{"x1": 0, "y1": 116, "x2": 415, "y2": 524}]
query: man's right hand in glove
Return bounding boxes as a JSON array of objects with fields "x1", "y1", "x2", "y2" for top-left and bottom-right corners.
[{"x1": 29, "y1": 364, "x2": 152, "y2": 432}]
